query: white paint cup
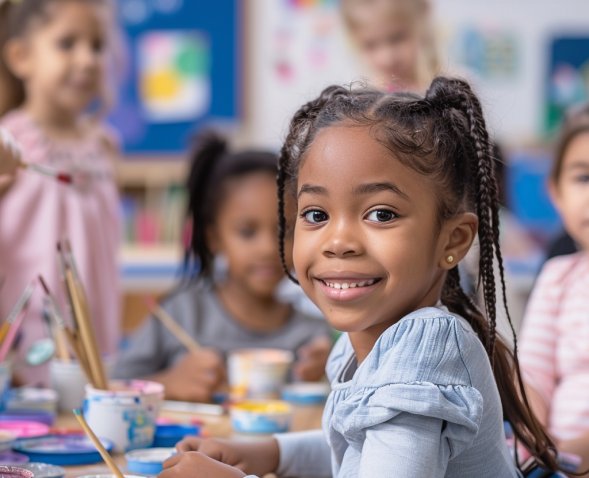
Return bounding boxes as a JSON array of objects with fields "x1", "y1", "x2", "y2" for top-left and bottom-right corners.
[
  {"x1": 228, "y1": 349, "x2": 294, "y2": 400},
  {"x1": 84, "y1": 380, "x2": 164, "y2": 453},
  {"x1": 49, "y1": 357, "x2": 114, "y2": 412}
]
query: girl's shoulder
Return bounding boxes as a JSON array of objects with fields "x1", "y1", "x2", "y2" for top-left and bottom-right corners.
[{"x1": 329, "y1": 307, "x2": 489, "y2": 391}]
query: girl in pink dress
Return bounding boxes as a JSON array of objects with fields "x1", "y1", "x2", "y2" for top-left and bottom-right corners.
[{"x1": 0, "y1": 0, "x2": 121, "y2": 384}]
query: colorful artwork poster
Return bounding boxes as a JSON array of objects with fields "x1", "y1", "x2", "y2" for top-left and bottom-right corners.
[
  {"x1": 111, "y1": 0, "x2": 240, "y2": 153},
  {"x1": 545, "y1": 37, "x2": 589, "y2": 137},
  {"x1": 451, "y1": 27, "x2": 519, "y2": 80},
  {"x1": 138, "y1": 31, "x2": 211, "y2": 123}
]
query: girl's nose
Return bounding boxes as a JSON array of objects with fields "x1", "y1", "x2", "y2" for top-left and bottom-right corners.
[{"x1": 321, "y1": 220, "x2": 363, "y2": 258}]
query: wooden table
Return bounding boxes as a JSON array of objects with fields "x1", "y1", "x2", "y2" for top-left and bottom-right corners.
[{"x1": 59, "y1": 404, "x2": 324, "y2": 477}]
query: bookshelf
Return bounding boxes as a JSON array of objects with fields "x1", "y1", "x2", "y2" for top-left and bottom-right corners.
[{"x1": 116, "y1": 157, "x2": 189, "y2": 331}]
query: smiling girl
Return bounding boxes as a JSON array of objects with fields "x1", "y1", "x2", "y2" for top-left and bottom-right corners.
[{"x1": 159, "y1": 78, "x2": 563, "y2": 477}]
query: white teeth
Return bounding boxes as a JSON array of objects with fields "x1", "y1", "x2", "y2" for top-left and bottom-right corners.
[{"x1": 324, "y1": 280, "x2": 377, "y2": 289}]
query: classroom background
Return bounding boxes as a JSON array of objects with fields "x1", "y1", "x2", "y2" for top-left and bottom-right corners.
[{"x1": 113, "y1": 0, "x2": 589, "y2": 334}]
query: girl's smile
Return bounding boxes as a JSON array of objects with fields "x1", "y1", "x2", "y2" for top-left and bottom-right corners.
[{"x1": 315, "y1": 274, "x2": 382, "y2": 302}]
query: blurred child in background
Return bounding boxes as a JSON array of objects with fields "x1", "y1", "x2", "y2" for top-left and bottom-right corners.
[
  {"x1": 0, "y1": 0, "x2": 121, "y2": 384},
  {"x1": 520, "y1": 104, "x2": 589, "y2": 466},
  {"x1": 341, "y1": 0, "x2": 440, "y2": 92},
  {"x1": 114, "y1": 132, "x2": 333, "y2": 403}
]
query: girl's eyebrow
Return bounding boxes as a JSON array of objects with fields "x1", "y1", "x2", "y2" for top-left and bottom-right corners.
[
  {"x1": 566, "y1": 160, "x2": 589, "y2": 171},
  {"x1": 354, "y1": 182, "x2": 409, "y2": 200},
  {"x1": 298, "y1": 184, "x2": 329, "y2": 198}
]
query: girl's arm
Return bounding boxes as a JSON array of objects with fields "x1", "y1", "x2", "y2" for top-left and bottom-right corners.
[
  {"x1": 518, "y1": 263, "x2": 562, "y2": 426},
  {"x1": 359, "y1": 413, "x2": 449, "y2": 478}
]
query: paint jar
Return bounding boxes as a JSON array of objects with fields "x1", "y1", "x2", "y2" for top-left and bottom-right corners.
[
  {"x1": 228, "y1": 349, "x2": 294, "y2": 400},
  {"x1": 126, "y1": 448, "x2": 176, "y2": 475},
  {"x1": 230, "y1": 400, "x2": 293, "y2": 434},
  {"x1": 84, "y1": 380, "x2": 164, "y2": 453},
  {"x1": 49, "y1": 357, "x2": 115, "y2": 412}
]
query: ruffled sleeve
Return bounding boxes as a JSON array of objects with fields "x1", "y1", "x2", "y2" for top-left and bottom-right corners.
[{"x1": 328, "y1": 310, "x2": 487, "y2": 461}]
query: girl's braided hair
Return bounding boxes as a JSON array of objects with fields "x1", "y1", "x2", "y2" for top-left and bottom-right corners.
[{"x1": 277, "y1": 77, "x2": 562, "y2": 473}]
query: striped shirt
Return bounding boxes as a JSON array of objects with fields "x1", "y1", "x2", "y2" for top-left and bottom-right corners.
[{"x1": 520, "y1": 252, "x2": 589, "y2": 441}]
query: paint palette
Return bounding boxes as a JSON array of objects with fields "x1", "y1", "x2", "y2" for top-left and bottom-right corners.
[
  {"x1": 0, "y1": 466, "x2": 34, "y2": 478},
  {"x1": 0, "y1": 451, "x2": 29, "y2": 465},
  {"x1": 0, "y1": 421, "x2": 49, "y2": 439},
  {"x1": 13, "y1": 435, "x2": 115, "y2": 466}
]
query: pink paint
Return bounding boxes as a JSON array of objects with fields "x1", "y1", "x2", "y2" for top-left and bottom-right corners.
[{"x1": 0, "y1": 421, "x2": 50, "y2": 439}]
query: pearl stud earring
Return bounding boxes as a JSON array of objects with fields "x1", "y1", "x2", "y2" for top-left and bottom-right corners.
[{"x1": 446, "y1": 255, "x2": 454, "y2": 264}]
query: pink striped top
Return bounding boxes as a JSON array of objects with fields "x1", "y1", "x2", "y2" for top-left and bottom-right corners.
[
  {"x1": 0, "y1": 110, "x2": 121, "y2": 385},
  {"x1": 519, "y1": 252, "x2": 589, "y2": 441}
]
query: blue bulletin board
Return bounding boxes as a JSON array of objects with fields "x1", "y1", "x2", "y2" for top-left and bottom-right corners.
[{"x1": 111, "y1": 0, "x2": 241, "y2": 153}]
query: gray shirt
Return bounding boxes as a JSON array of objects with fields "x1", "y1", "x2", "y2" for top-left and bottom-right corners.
[{"x1": 113, "y1": 282, "x2": 333, "y2": 379}]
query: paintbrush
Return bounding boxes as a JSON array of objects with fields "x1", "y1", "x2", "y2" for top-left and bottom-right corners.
[
  {"x1": 143, "y1": 296, "x2": 201, "y2": 354},
  {"x1": 0, "y1": 281, "x2": 36, "y2": 347},
  {"x1": 39, "y1": 276, "x2": 70, "y2": 362},
  {"x1": 61, "y1": 242, "x2": 107, "y2": 389},
  {"x1": 73, "y1": 409, "x2": 125, "y2": 478},
  {"x1": 0, "y1": 301, "x2": 30, "y2": 362},
  {"x1": 20, "y1": 162, "x2": 73, "y2": 184}
]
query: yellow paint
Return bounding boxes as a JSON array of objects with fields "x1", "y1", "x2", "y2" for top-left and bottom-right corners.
[{"x1": 232, "y1": 401, "x2": 290, "y2": 414}]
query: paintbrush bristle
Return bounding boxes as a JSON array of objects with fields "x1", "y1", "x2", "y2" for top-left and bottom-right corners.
[{"x1": 73, "y1": 408, "x2": 81, "y2": 416}]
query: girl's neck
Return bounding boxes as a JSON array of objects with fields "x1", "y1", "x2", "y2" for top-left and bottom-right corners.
[
  {"x1": 22, "y1": 97, "x2": 84, "y2": 141},
  {"x1": 349, "y1": 283, "x2": 443, "y2": 364},
  {"x1": 215, "y1": 279, "x2": 291, "y2": 333}
]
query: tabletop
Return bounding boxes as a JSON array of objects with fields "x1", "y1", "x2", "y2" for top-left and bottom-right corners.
[{"x1": 58, "y1": 404, "x2": 324, "y2": 478}]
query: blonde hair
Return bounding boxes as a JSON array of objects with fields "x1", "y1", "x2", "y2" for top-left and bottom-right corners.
[
  {"x1": 341, "y1": 0, "x2": 440, "y2": 89},
  {"x1": 0, "y1": 0, "x2": 122, "y2": 119}
]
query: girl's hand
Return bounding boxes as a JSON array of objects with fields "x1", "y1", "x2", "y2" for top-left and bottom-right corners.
[
  {"x1": 0, "y1": 127, "x2": 22, "y2": 176},
  {"x1": 175, "y1": 437, "x2": 280, "y2": 477},
  {"x1": 152, "y1": 349, "x2": 226, "y2": 403},
  {"x1": 294, "y1": 336, "x2": 332, "y2": 382},
  {"x1": 159, "y1": 452, "x2": 246, "y2": 478}
]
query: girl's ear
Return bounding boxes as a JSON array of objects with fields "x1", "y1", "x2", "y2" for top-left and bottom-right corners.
[
  {"x1": 3, "y1": 38, "x2": 31, "y2": 80},
  {"x1": 438, "y1": 212, "x2": 478, "y2": 270}
]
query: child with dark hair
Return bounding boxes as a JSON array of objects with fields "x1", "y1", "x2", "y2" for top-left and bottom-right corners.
[
  {"x1": 160, "y1": 78, "x2": 567, "y2": 478},
  {"x1": 519, "y1": 104, "x2": 589, "y2": 466},
  {"x1": 114, "y1": 132, "x2": 333, "y2": 403}
]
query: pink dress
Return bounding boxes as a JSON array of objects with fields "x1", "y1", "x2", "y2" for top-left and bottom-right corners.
[{"x1": 0, "y1": 110, "x2": 121, "y2": 385}]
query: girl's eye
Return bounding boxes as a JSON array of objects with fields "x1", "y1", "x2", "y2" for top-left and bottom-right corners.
[
  {"x1": 239, "y1": 228, "x2": 256, "y2": 239},
  {"x1": 57, "y1": 37, "x2": 75, "y2": 50},
  {"x1": 303, "y1": 210, "x2": 328, "y2": 224},
  {"x1": 366, "y1": 209, "x2": 396, "y2": 223},
  {"x1": 576, "y1": 174, "x2": 589, "y2": 183}
]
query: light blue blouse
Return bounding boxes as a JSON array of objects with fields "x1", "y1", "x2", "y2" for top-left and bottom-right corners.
[{"x1": 273, "y1": 306, "x2": 519, "y2": 478}]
